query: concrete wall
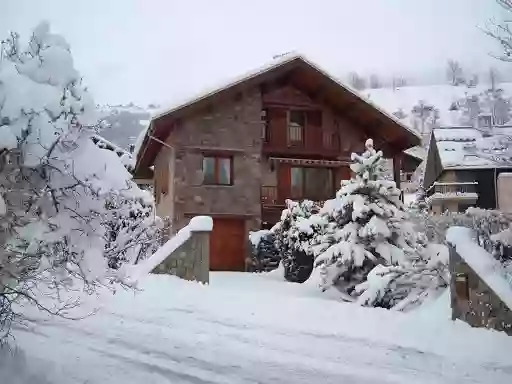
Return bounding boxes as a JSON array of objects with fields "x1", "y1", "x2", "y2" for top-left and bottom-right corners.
[
  {"x1": 152, "y1": 229, "x2": 210, "y2": 283},
  {"x1": 449, "y1": 245, "x2": 512, "y2": 335}
]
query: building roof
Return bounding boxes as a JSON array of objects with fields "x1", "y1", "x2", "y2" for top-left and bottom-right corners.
[
  {"x1": 433, "y1": 126, "x2": 512, "y2": 170},
  {"x1": 134, "y1": 54, "x2": 421, "y2": 174}
]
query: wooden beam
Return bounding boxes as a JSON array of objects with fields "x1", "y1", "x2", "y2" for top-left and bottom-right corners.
[{"x1": 393, "y1": 153, "x2": 403, "y2": 201}]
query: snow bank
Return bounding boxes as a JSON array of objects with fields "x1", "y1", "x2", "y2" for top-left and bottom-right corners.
[
  {"x1": 0, "y1": 346, "x2": 53, "y2": 384},
  {"x1": 10, "y1": 271, "x2": 512, "y2": 383},
  {"x1": 127, "y1": 216, "x2": 212, "y2": 281},
  {"x1": 447, "y1": 226, "x2": 512, "y2": 310}
]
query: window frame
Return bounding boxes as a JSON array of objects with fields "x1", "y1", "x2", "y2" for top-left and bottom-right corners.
[{"x1": 202, "y1": 155, "x2": 234, "y2": 186}]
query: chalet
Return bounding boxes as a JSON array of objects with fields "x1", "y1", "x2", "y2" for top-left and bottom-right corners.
[
  {"x1": 423, "y1": 126, "x2": 512, "y2": 213},
  {"x1": 134, "y1": 54, "x2": 420, "y2": 271}
]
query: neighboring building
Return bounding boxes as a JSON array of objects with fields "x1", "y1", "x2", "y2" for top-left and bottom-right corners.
[
  {"x1": 448, "y1": 227, "x2": 512, "y2": 335},
  {"x1": 133, "y1": 54, "x2": 420, "y2": 271},
  {"x1": 423, "y1": 126, "x2": 512, "y2": 213},
  {"x1": 401, "y1": 146, "x2": 425, "y2": 192}
]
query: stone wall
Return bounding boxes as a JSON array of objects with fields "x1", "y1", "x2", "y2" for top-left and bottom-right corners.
[
  {"x1": 449, "y1": 245, "x2": 512, "y2": 335},
  {"x1": 152, "y1": 229, "x2": 210, "y2": 283},
  {"x1": 166, "y1": 87, "x2": 263, "y2": 233}
]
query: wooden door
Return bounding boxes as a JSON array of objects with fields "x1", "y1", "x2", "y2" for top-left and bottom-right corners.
[{"x1": 210, "y1": 218, "x2": 246, "y2": 271}]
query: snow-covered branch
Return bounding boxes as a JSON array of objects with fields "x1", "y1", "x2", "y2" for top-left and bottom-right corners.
[{"x1": 0, "y1": 22, "x2": 161, "y2": 339}]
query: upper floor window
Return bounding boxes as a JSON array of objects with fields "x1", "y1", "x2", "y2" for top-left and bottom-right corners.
[
  {"x1": 202, "y1": 155, "x2": 233, "y2": 185},
  {"x1": 287, "y1": 110, "x2": 305, "y2": 145}
]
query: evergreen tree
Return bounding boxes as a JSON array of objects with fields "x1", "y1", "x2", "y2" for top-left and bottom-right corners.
[
  {"x1": 272, "y1": 199, "x2": 320, "y2": 283},
  {"x1": 306, "y1": 139, "x2": 444, "y2": 307},
  {"x1": 249, "y1": 230, "x2": 280, "y2": 272}
]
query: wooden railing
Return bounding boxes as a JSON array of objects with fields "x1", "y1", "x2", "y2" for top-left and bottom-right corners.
[{"x1": 426, "y1": 182, "x2": 478, "y2": 201}]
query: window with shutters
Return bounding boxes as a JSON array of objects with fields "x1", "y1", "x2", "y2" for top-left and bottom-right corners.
[{"x1": 202, "y1": 155, "x2": 233, "y2": 185}]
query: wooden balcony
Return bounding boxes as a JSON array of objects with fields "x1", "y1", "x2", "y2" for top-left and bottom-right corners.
[{"x1": 426, "y1": 182, "x2": 479, "y2": 204}]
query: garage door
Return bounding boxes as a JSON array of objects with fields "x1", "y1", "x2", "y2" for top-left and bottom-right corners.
[{"x1": 210, "y1": 218, "x2": 246, "y2": 271}]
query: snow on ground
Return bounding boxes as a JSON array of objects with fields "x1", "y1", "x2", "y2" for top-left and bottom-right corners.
[{"x1": 5, "y1": 272, "x2": 512, "y2": 383}]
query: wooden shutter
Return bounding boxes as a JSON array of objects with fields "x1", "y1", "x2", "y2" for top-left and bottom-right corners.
[
  {"x1": 267, "y1": 108, "x2": 287, "y2": 147},
  {"x1": 277, "y1": 163, "x2": 291, "y2": 204},
  {"x1": 305, "y1": 110, "x2": 321, "y2": 149}
]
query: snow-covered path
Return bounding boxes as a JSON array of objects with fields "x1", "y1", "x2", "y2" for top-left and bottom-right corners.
[{"x1": 7, "y1": 272, "x2": 512, "y2": 383}]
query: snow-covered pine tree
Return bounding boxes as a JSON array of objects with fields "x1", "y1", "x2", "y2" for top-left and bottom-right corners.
[
  {"x1": 272, "y1": 199, "x2": 321, "y2": 283},
  {"x1": 0, "y1": 22, "x2": 159, "y2": 338},
  {"x1": 310, "y1": 139, "x2": 422, "y2": 298}
]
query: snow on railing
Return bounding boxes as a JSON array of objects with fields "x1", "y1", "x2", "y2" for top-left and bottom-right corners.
[
  {"x1": 426, "y1": 181, "x2": 478, "y2": 203},
  {"x1": 125, "y1": 216, "x2": 213, "y2": 282},
  {"x1": 447, "y1": 226, "x2": 512, "y2": 311}
]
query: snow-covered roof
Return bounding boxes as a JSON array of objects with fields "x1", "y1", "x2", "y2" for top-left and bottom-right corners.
[
  {"x1": 404, "y1": 146, "x2": 426, "y2": 161},
  {"x1": 152, "y1": 53, "x2": 419, "y2": 140},
  {"x1": 136, "y1": 53, "x2": 420, "y2": 172},
  {"x1": 433, "y1": 126, "x2": 512, "y2": 170},
  {"x1": 447, "y1": 226, "x2": 512, "y2": 311}
]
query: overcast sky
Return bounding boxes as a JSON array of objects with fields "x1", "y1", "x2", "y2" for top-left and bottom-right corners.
[{"x1": 2, "y1": 0, "x2": 508, "y2": 106}]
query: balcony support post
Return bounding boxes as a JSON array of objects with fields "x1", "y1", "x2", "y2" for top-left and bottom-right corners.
[{"x1": 393, "y1": 154, "x2": 403, "y2": 201}]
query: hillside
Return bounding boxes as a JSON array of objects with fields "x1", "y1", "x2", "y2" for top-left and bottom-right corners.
[{"x1": 365, "y1": 83, "x2": 512, "y2": 130}]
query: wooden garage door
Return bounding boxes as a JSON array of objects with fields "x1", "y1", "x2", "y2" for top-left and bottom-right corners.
[{"x1": 210, "y1": 218, "x2": 246, "y2": 271}]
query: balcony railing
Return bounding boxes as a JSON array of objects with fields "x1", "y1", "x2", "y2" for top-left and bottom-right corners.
[
  {"x1": 426, "y1": 182, "x2": 479, "y2": 203},
  {"x1": 261, "y1": 186, "x2": 334, "y2": 207}
]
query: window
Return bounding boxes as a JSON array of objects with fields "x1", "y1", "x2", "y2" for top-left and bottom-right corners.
[
  {"x1": 290, "y1": 167, "x2": 334, "y2": 200},
  {"x1": 287, "y1": 110, "x2": 305, "y2": 145},
  {"x1": 291, "y1": 167, "x2": 304, "y2": 199},
  {"x1": 202, "y1": 156, "x2": 233, "y2": 185}
]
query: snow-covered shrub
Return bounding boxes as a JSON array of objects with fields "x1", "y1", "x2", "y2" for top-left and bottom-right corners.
[
  {"x1": 0, "y1": 23, "x2": 159, "y2": 338},
  {"x1": 271, "y1": 199, "x2": 321, "y2": 283},
  {"x1": 248, "y1": 230, "x2": 280, "y2": 272},
  {"x1": 301, "y1": 139, "x2": 448, "y2": 309}
]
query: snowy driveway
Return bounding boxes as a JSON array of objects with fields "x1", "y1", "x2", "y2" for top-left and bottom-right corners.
[{"x1": 7, "y1": 272, "x2": 512, "y2": 383}]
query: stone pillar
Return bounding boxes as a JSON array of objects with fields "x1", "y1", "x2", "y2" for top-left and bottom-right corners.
[
  {"x1": 152, "y1": 228, "x2": 210, "y2": 284},
  {"x1": 189, "y1": 229, "x2": 210, "y2": 284}
]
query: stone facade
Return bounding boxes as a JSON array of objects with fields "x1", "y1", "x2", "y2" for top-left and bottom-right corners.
[
  {"x1": 152, "y1": 229, "x2": 210, "y2": 283},
  {"x1": 449, "y1": 245, "x2": 512, "y2": 335},
  {"x1": 154, "y1": 87, "x2": 263, "y2": 235}
]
